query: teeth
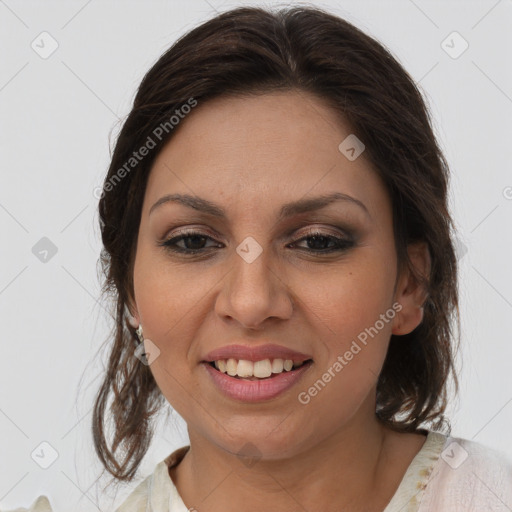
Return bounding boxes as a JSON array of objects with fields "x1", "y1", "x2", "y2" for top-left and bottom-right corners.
[
  {"x1": 253, "y1": 359, "x2": 272, "y2": 378},
  {"x1": 271, "y1": 359, "x2": 284, "y2": 373},
  {"x1": 226, "y1": 358, "x2": 238, "y2": 376},
  {"x1": 237, "y1": 359, "x2": 253, "y2": 378},
  {"x1": 212, "y1": 358, "x2": 307, "y2": 378}
]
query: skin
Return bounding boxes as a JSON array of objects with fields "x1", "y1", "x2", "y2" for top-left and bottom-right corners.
[{"x1": 129, "y1": 91, "x2": 431, "y2": 512}]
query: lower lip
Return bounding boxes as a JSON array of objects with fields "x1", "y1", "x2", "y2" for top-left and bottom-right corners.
[{"x1": 202, "y1": 361, "x2": 313, "y2": 402}]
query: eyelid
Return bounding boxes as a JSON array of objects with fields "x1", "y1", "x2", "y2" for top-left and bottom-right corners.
[
  {"x1": 292, "y1": 224, "x2": 351, "y2": 238},
  {"x1": 160, "y1": 225, "x2": 224, "y2": 242},
  {"x1": 162, "y1": 223, "x2": 352, "y2": 243},
  {"x1": 159, "y1": 224, "x2": 356, "y2": 255}
]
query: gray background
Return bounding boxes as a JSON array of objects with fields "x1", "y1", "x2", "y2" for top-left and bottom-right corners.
[{"x1": 1, "y1": 0, "x2": 511, "y2": 510}]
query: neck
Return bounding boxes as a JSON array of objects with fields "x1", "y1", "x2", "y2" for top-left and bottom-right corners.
[{"x1": 171, "y1": 402, "x2": 395, "y2": 512}]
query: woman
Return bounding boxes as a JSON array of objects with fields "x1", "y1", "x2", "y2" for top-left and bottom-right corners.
[{"x1": 7, "y1": 5, "x2": 512, "y2": 512}]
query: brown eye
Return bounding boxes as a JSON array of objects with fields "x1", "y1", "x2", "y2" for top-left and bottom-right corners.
[
  {"x1": 160, "y1": 231, "x2": 223, "y2": 254},
  {"x1": 289, "y1": 231, "x2": 354, "y2": 254},
  {"x1": 158, "y1": 229, "x2": 355, "y2": 256}
]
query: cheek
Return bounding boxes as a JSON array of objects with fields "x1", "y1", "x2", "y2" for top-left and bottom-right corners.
[
  {"x1": 132, "y1": 248, "x2": 221, "y2": 409},
  {"x1": 297, "y1": 254, "x2": 395, "y2": 394},
  {"x1": 302, "y1": 251, "x2": 395, "y2": 335},
  {"x1": 133, "y1": 243, "x2": 207, "y2": 343}
]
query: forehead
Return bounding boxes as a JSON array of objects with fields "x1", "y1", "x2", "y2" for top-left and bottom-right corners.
[{"x1": 142, "y1": 91, "x2": 390, "y2": 223}]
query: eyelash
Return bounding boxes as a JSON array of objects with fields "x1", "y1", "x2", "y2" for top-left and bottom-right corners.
[{"x1": 158, "y1": 229, "x2": 355, "y2": 256}]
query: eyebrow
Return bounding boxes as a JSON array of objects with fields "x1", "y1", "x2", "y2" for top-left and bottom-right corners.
[{"x1": 149, "y1": 192, "x2": 371, "y2": 220}]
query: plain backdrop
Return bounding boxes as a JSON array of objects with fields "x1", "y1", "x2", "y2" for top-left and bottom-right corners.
[{"x1": 1, "y1": 0, "x2": 511, "y2": 510}]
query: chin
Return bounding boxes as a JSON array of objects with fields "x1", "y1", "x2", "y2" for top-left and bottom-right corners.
[{"x1": 209, "y1": 421, "x2": 310, "y2": 462}]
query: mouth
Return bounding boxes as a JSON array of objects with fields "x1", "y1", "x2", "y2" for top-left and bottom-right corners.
[
  {"x1": 202, "y1": 357, "x2": 314, "y2": 402},
  {"x1": 204, "y1": 358, "x2": 314, "y2": 380}
]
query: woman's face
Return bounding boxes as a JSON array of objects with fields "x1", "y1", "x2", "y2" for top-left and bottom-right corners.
[{"x1": 131, "y1": 91, "x2": 423, "y2": 458}]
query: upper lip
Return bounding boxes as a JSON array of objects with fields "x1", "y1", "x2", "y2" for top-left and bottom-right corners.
[{"x1": 202, "y1": 344, "x2": 313, "y2": 364}]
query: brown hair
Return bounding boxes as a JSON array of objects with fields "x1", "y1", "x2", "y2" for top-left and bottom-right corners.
[{"x1": 93, "y1": 5, "x2": 460, "y2": 485}]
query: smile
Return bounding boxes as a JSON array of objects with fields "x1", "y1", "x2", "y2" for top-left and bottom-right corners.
[
  {"x1": 202, "y1": 359, "x2": 314, "y2": 402},
  {"x1": 209, "y1": 358, "x2": 312, "y2": 379}
]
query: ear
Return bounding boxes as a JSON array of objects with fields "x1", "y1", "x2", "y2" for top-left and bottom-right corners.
[
  {"x1": 392, "y1": 241, "x2": 431, "y2": 336},
  {"x1": 125, "y1": 297, "x2": 140, "y2": 328}
]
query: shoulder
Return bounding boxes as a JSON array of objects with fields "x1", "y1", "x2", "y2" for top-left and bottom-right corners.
[
  {"x1": 436, "y1": 434, "x2": 512, "y2": 484},
  {"x1": 1, "y1": 448, "x2": 189, "y2": 512},
  {"x1": 0, "y1": 496, "x2": 53, "y2": 512},
  {"x1": 420, "y1": 433, "x2": 512, "y2": 510},
  {"x1": 115, "y1": 460, "x2": 170, "y2": 511},
  {"x1": 115, "y1": 446, "x2": 189, "y2": 511}
]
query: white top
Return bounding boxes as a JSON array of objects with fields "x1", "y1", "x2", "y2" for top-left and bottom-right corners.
[{"x1": 3, "y1": 430, "x2": 512, "y2": 511}]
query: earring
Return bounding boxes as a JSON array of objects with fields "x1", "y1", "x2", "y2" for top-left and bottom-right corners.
[
  {"x1": 135, "y1": 324, "x2": 144, "y2": 344},
  {"x1": 125, "y1": 306, "x2": 143, "y2": 344}
]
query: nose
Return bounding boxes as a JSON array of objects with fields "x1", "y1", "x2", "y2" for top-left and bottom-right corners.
[{"x1": 214, "y1": 244, "x2": 294, "y2": 330}]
